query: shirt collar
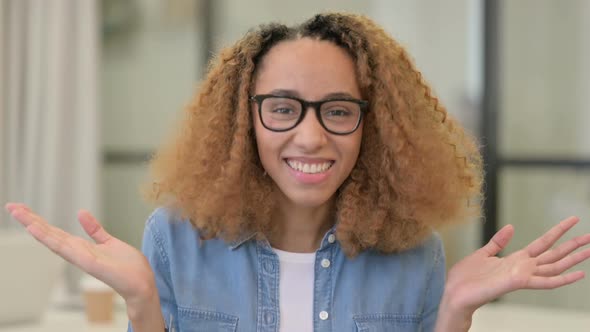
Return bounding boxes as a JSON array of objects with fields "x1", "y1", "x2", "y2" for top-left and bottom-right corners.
[
  {"x1": 228, "y1": 231, "x2": 258, "y2": 250},
  {"x1": 228, "y1": 224, "x2": 339, "y2": 250}
]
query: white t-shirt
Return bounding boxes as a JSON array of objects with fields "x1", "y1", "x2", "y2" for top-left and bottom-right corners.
[{"x1": 272, "y1": 247, "x2": 316, "y2": 332}]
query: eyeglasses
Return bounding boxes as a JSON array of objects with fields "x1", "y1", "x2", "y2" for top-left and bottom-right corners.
[{"x1": 250, "y1": 94, "x2": 369, "y2": 135}]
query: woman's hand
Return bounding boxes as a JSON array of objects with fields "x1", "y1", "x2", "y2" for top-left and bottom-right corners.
[
  {"x1": 4, "y1": 202, "x2": 157, "y2": 306},
  {"x1": 436, "y1": 216, "x2": 590, "y2": 331}
]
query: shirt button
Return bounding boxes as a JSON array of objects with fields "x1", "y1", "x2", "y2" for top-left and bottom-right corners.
[
  {"x1": 321, "y1": 258, "x2": 331, "y2": 268},
  {"x1": 328, "y1": 234, "x2": 336, "y2": 243},
  {"x1": 264, "y1": 311, "x2": 275, "y2": 324},
  {"x1": 263, "y1": 260, "x2": 275, "y2": 273},
  {"x1": 319, "y1": 311, "x2": 329, "y2": 320}
]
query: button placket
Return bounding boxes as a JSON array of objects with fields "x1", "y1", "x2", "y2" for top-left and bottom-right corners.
[
  {"x1": 256, "y1": 244, "x2": 280, "y2": 332},
  {"x1": 314, "y1": 244, "x2": 333, "y2": 330}
]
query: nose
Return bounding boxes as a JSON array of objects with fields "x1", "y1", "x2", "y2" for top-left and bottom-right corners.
[{"x1": 291, "y1": 107, "x2": 327, "y2": 152}]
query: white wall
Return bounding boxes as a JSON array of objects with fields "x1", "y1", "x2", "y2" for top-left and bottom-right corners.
[
  {"x1": 101, "y1": 0, "x2": 201, "y2": 247},
  {"x1": 497, "y1": 0, "x2": 590, "y2": 311}
]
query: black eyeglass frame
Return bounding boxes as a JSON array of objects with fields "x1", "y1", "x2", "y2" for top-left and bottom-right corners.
[{"x1": 249, "y1": 94, "x2": 369, "y2": 135}]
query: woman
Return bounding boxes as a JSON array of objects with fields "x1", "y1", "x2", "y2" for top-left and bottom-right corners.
[{"x1": 6, "y1": 13, "x2": 590, "y2": 332}]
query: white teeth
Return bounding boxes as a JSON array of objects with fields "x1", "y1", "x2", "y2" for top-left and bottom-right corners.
[
  {"x1": 286, "y1": 159, "x2": 333, "y2": 174},
  {"x1": 303, "y1": 164, "x2": 310, "y2": 173}
]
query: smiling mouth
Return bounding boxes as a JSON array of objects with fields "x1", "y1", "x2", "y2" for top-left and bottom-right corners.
[{"x1": 284, "y1": 159, "x2": 335, "y2": 174}]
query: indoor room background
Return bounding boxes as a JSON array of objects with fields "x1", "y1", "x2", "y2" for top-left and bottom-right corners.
[{"x1": 1, "y1": 0, "x2": 589, "y2": 330}]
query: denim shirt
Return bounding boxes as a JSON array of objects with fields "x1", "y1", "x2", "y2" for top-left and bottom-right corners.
[{"x1": 128, "y1": 207, "x2": 445, "y2": 332}]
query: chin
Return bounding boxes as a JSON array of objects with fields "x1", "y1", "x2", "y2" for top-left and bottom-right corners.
[{"x1": 282, "y1": 190, "x2": 336, "y2": 208}]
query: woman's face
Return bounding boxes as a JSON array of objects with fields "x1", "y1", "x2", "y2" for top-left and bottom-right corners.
[{"x1": 252, "y1": 37, "x2": 363, "y2": 208}]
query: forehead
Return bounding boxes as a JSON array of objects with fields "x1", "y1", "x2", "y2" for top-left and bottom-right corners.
[{"x1": 254, "y1": 38, "x2": 361, "y2": 99}]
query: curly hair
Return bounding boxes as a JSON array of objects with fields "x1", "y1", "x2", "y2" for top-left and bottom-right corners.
[{"x1": 145, "y1": 12, "x2": 483, "y2": 257}]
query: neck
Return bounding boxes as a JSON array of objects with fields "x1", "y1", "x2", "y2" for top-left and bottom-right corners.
[{"x1": 268, "y1": 195, "x2": 335, "y2": 253}]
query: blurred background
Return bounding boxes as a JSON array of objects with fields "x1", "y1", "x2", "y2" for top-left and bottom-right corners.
[{"x1": 1, "y1": 0, "x2": 589, "y2": 331}]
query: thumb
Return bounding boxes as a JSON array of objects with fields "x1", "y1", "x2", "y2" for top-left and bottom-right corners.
[
  {"x1": 479, "y1": 224, "x2": 515, "y2": 257},
  {"x1": 78, "y1": 210, "x2": 112, "y2": 244}
]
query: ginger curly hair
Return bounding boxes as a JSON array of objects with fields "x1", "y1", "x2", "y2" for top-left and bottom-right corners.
[{"x1": 145, "y1": 13, "x2": 483, "y2": 257}]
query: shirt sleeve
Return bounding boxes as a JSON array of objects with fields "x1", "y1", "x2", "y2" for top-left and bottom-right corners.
[
  {"x1": 421, "y1": 233, "x2": 446, "y2": 332},
  {"x1": 127, "y1": 209, "x2": 179, "y2": 332}
]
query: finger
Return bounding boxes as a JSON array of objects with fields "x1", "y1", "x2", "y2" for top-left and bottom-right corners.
[
  {"x1": 78, "y1": 210, "x2": 112, "y2": 244},
  {"x1": 526, "y1": 271, "x2": 585, "y2": 289},
  {"x1": 537, "y1": 233, "x2": 590, "y2": 265},
  {"x1": 10, "y1": 208, "x2": 70, "y2": 241},
  {"x1": 11, "y1": 209, "x2": 81, "y2": 266},
  {"x1": 536, "y1": 247, "x2": 590, "y2": 276},
  {"x1": 11, "y1": 209, "x2": 108, "y2": 276},
  {"x1": 5, "y1": 202, "x2": 32, "y2": 213},
  {"x1": 26, "y1": 221, "x2": 99, "y2": 272},
  {"x1": 526, "y1": 216, "x2": 580, "y2": 257},
  {"x1": 10, "y1": 207, "x2": 48, "y2": 230},
  {"x1": 478, "y1": 224, "x2": 514, "y2": 257},
  {"x1": 26, "y1": 222, "x2": 73, "y2": 257}
]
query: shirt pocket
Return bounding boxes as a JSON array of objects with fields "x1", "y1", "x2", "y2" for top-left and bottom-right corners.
[
  {"x1": 353, "y1": 313, "x2": 421, "y2": 332},
  {"x1": 177, "y1": 307, "x2": 239, "y2": 332}
]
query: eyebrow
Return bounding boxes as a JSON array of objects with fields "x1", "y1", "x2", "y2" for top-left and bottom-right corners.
[{"x1": 268, "y1": 89, "x2": 358, "y2": 100}]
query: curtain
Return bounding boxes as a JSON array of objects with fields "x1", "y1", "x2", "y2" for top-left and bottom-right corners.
[{"x1": 0, "y1": 0, "x2": 100, "y2": 300}]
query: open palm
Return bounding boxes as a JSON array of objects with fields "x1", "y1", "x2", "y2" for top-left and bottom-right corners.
[
  {"x1": 446, "y1": 216, "x2": 590, "y2": 312},
  {"x1": 5, "y1": 203, "x2": 155, "y2": 303}
]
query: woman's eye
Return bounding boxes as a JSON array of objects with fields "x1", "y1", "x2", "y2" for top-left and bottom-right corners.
[
  {"x1": 326, "y1": 109, "x2": 351, "y2": 117},
  {"x1": 272, "y1": 108, "x2": 294, "y2": 114}
]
